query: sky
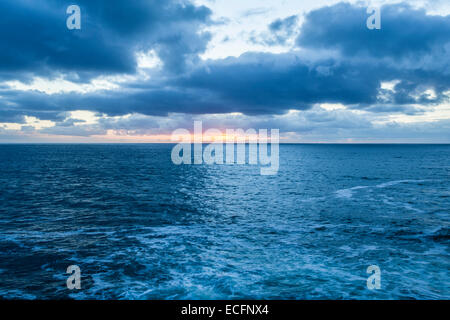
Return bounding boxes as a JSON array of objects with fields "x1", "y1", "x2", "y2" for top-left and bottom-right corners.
[{"x1": 0, "y1": 0, "x2": 449, "y2": 143}]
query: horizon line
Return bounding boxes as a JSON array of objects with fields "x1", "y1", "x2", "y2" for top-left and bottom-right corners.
[{"x1": 1, "y1": 142, "x2": 449, "y2": 145}]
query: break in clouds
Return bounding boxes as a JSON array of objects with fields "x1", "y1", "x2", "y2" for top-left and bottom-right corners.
[{"x1": 0, "y1": 0, "x2": 449, "y2": 142}]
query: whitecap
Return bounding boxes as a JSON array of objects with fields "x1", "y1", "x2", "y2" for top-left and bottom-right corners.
[
  {"x1": 335, "y1": 186, "x2": 369, "y2": 199},
  {"x1": 376, "y1": 179, "x2": 427, "y2": 188}
]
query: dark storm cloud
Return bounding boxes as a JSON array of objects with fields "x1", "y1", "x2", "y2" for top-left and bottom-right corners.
[
  {"x1": 0, "y1": 110, "x2": 26, "y2": 123},
  {"x1": 181, "y1": 2, "x2": 450, "y2": 113},
  {"x1": 0, "y1": 2, "x2": 449, "y2": 123},
  {"x1": 297, "y1": 2, "x2": 450, "y2": 60},
  {"x1": 0, "y1": 0, "x2": 212, "y2": 80},
  {"x1": 173, "y1": 53, "x2": 379, "y2": 114},
  {"x1": 0, "y1": 52, "x2": 415, "y2": 118}
]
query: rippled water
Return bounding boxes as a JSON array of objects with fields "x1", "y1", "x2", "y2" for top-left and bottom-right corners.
[{"x1": 0, "y1": 144, "x2": 448, "y2": 299}]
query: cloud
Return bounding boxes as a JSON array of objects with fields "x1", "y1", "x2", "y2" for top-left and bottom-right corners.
[
  {"x1": 4, "y1": 105, "x2": 449, "y2": 143},
  {"x1": 0, "y1": 1, "x2": 449, "y2": 142},
  {"x1": 0, "y1": 51, "x2": 382, "y2": 119},
  {"x1": 296, "y1": 2, "x2": 450, "y2": 105},
  {"x1": 250, "y1": 15, "x2": 299, "y2": 46},
  {"x1": 297, "y1": 2, "x2": 450, "y2": 61},
  {"x1": 0, "y1": 0, "x2": 212, "y2": 80}
]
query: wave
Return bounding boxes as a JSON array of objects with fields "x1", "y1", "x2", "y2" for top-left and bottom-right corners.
[
  {"x1": 335, "y1": 186, "x2": 370, "y2": 199},
  {"x1": 335, "y1": 179, "x2": 430, "y2": 199},
  {"x1": 376, "y1": 179, "x2": 427, "y2": 188}
]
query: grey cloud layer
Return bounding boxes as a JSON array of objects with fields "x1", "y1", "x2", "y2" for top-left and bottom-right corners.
[
  {"x1": 0, "y1": 1, "x2": 449, "y2": 131},
  {"x1": 297, "y1": 3, "x2": 450, "y2": 60},
  {"x1": 0, "y1": 0, "x2": 212, "y2": 80}
]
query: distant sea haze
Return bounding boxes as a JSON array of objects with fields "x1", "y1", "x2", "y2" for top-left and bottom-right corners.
[{"x1": 0, "y1": 144, "x2": 448, "y2": 299}]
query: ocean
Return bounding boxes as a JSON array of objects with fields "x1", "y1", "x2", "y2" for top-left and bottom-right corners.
[{"x1": 0, "y1": 144, "x2": 448, "y2": 299}]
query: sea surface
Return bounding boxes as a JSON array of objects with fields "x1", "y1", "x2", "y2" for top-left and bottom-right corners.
[{"x1": 0, "y1": 144, "x2": 448, "y2": 299}]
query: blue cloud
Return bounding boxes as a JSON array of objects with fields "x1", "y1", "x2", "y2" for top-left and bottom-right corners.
[
  {"x1": 0, "y1": 1, "x2": 449, "y2": 139},
  {"x1": 0, "y1": 0, "x2": 212, "y2": 80},
  {"x1": 297, "y1": 3, "x2": 450, "y2": 58}
]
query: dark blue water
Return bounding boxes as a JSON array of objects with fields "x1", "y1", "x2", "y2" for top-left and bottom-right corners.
[{"x1": 0, "y1": 144, "x2": 448, "y2": 299}]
